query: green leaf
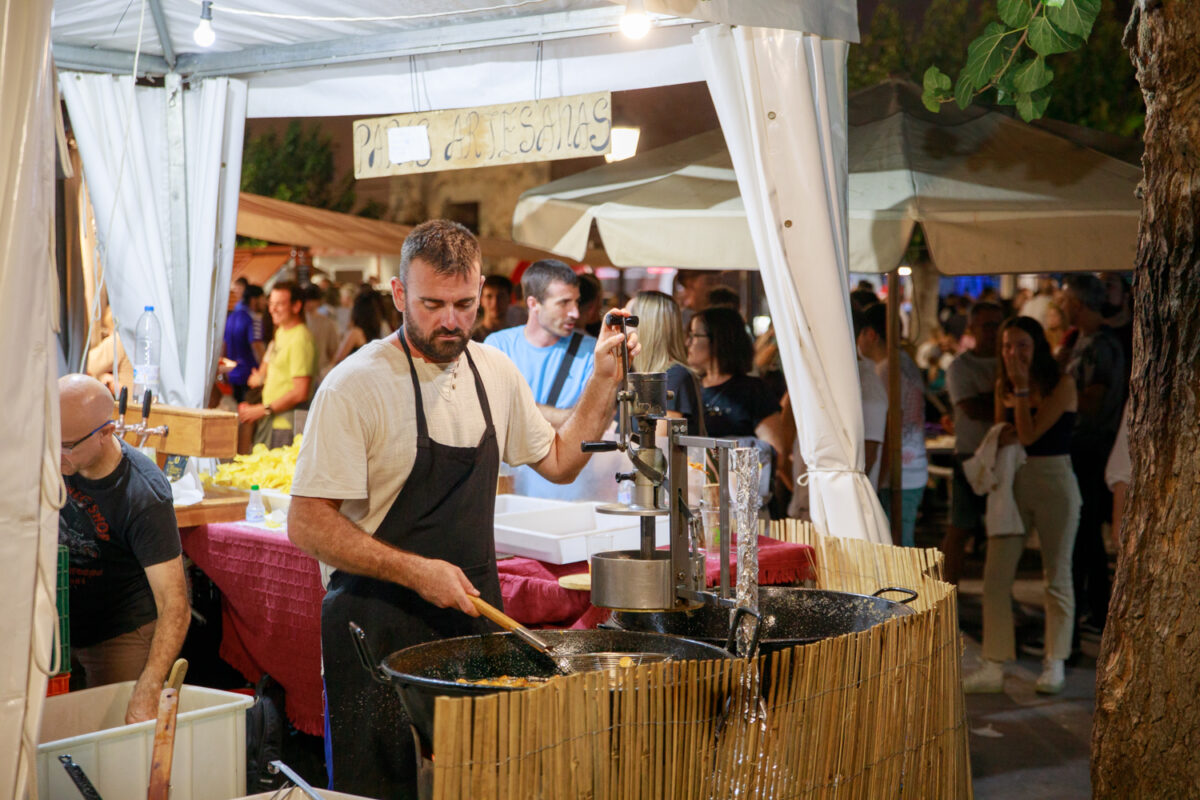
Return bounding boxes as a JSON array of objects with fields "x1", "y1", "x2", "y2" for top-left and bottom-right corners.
[
  {"x1": 1046, "y1": 0, "x2": 1101, "y2": 38},
  {"x1": 1012, "y1": 57, "x2": 1053, "y2": 93},
  {"x1": 960, "y1": 22, "x2": 1017, "y2": 90},
  {"x1": 995, "y1": 88, "x2": 1017, "y2": 106},
  {"x1": 924, "y1": 65, "x2": 953, "y2": 93},
  {"x1": 998, "y1": 0, "x2": 1034, "y2": 29},
  {"x1": 1028, "y1": 16, "x2": 1084, "y2": 55},
  {"x1": 955, "y1": 73, "x2": 976, "y2": 109},
  {"x1": 922, "y1": 67, "x2": 953, "y2": 111},
  {"x1": 1015, "y1": 87, "x2": 1052, "y2": 121}
]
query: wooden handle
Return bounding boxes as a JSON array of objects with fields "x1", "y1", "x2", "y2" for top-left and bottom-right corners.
[
  {"x1": 166, "y1": 658, "x2": 188, "y2": 692},
  {"x1": 469, "y1": 596, "x2": 525, "y2": 633},
  {"x1": 147, "y1": 688, "x2": 180, "y2": 800}
]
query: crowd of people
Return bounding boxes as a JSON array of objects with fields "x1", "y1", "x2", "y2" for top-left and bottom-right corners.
[
  {"x1": 59, "y1": 208, "x2": 1137, "y2": 796},
  {"x1": 217, "y1": 258, "x2": 1131, "y2": 704}
]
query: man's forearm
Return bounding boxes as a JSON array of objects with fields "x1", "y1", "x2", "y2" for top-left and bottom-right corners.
[
  {"x1": 139, "y1": 595, "x2": 189, "y2": 689},
  {"x1": 269, "y1": 381, "x2": 311, "y2": 414},
  {"x1": 290, "y1": 497, "x2": 425, "y2": 587},
  {"x1": 535, "y1": 374, "x2": 619, "y2": 483},
  {"x1": 288, "y1": 496, "x2": 481, "y2": 613}
]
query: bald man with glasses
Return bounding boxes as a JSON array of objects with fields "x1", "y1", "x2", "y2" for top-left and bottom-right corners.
[{"x1": 58, "y1": 374, "x2": 190, "y2": 723}]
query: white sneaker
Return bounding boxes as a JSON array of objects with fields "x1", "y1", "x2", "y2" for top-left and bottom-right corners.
[
  {"x1": 1036, "y1": 659, "x2": 1065, "y2": 694},
  {"x1": 962, "y1": 659, "x2": 1005, "y2": 694}
]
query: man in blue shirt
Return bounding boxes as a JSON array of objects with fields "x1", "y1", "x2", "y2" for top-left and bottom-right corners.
[
  {"x1": 485, "y1": 260, "x2": 596, "y2": 427},
  {"x1": 223, "y1": 284, "x2": 265, "y2": 402}
]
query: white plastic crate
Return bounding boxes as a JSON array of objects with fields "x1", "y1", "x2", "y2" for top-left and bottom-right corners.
[
  {"x1": 493, "y1": 501, "x2": 669, "y2": 564},
  {"x1": 38, "y1": 682, "x2": 253, "y2": 800}
]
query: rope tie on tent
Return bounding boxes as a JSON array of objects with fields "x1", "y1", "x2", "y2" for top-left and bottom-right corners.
[{"x1": 796, "y1": 467, "x2": 862, "y2": 486}]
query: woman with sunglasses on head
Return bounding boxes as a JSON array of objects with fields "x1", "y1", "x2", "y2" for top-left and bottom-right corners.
[
  {"x1": 686, "y1": 306, "x2": 788, "y2": 467},
  {"x1": 964, "y1": 316, "x2": 1080, "y2": 696}
]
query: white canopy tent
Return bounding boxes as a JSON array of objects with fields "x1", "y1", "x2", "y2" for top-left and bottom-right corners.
[
  {"x1": 513, "y1": 79, "x2": 1142, "y2": 274},
  {"x1": 5, "y1": 2, "x2": 866, "y2": 796}
]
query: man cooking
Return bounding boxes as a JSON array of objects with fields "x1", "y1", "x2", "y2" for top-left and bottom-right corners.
[{"x1": 287, "y1": 219, "x2": 636, "y2": 799}]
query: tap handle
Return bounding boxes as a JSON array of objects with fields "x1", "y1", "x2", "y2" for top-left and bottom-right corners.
[
  {"x1": 140, "y1": 389, "x2": 153, "y2": 421},
  {"x1": 118, "y1": 386, "x2": 128, "y2": 417}
]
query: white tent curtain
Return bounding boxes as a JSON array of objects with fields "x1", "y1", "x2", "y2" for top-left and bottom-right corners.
[
  {"x1": 0, "y1": 1, "x2": 60, "y2": 797},
  {"x1": 695, "y1": 26, "x2": 889, "y2": 544},
  {"x1": 59, "y1": 73, "x2": 247, "y2": 408}
]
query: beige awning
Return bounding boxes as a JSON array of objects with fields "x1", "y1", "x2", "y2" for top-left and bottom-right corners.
[
  {"x1": 237, "y1": 192, "x2": 604, "y2": 266},
  {"x1": 513, "y1": 81, "x2": 1142, "y2": 275}
]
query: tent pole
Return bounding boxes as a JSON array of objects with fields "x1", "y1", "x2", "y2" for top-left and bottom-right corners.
[{"x1": 887, "y1": 269, "x2": 903, "y2": 545}]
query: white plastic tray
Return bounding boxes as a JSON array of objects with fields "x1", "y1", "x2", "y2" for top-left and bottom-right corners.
[{"x1": 493, "y1": 501, "x2": 669, "y2": 564}]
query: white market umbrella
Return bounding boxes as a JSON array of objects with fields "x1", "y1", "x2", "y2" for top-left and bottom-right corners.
[{"x1": 512, "y1": 80, "x2": 1142, "y2": 275}]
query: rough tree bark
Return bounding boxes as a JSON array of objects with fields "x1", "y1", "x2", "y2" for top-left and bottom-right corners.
[{"x1": 1093, "y1": 1, "x2": 1200, "y2": 795}]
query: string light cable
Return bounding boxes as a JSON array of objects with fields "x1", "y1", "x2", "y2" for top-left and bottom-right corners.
[{"x1": 186, "y1": 0, "x2": 560, "y2": 24}]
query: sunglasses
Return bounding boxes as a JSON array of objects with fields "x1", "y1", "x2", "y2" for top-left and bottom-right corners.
[{"x1": 62, "y1": 420, "x2": 113, "y2": 451}]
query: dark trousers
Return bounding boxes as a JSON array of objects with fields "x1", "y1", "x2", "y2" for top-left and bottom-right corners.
[{"x1": 1071, "y1": 438, "x2": 1114, "y2": 629}]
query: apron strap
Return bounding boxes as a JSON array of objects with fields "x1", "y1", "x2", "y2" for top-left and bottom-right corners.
[
  {"x1": 397, "y1": 330, "x2": 430, "y2": 441},
  {"x1": 463, "y1": 347, "x2": 495, "y2": 433}
]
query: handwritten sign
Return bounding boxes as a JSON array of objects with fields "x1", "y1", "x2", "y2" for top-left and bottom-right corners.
[{"x1": 353, "y1": 92, "x2": 612, "y2": 178}]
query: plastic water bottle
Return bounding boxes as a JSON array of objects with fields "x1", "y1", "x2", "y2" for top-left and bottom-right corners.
[
  {"x1": 132, "y1": 305, "x2": 162, "y2": 401},
  {"x1": 245, "y1": 485, "x2": 265, "y2": 523}
]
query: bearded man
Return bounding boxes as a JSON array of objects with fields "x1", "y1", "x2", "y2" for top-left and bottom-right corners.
[{"x1": 287, "y1": 219, "x2": 637, "y2": 799}]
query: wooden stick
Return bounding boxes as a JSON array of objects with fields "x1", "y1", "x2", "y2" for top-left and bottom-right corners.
[{"x1": 146, "y1": 687, "x2": 179, "y2": 800}]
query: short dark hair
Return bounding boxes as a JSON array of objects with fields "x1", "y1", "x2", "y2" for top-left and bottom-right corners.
[
  {"x1": 399, "y1": 219, "x2": 481, "y2": 286},
  {"x1": 242, "y1": 284, "x2": 264, "y2": 301},
  {"x1": 968, "y1": 300, "x2": 1004, "y2": 322},
  {"x1": 1063, "y1": 274, "x2": 1106, "y2": 312},
  {"x1": 482, "y1": 274, "x2": 513, "y2": 295},
  {"x1": 270, "y1": 280, "x2": 303, "y2": 306},
  {"x1": 849, "y1": 288, "x2": 880, "y2": 312},
  {"x1": 302, "y1": 283, "x2": 324, "y2": 302},
  {"x1": 861, "y1": 302, "x2": 888, "y2": 340},
  {"x1": 577, "y1": 273, "x2": 602, "y2": 309},
  {"x1": 694, "y1": 307, "x2": 753, "y2": 376},
  {"x1": 522, "y1": 259, "x2": 578, "y2": 303},
  {"x1": 851, "y1": 308, "x2": 868, "y2": 338},
  {"x1": 705, "y1": 286, "x2": 740, "y2": 309}
]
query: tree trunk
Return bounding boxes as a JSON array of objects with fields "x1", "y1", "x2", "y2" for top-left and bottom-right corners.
[{"x1": 1093, "y1": 1, "x2": 1200, "y2": 795}]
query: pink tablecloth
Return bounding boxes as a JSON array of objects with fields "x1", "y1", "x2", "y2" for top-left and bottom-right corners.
[{"x1": 181, "y1": 524, "x2": 815, "y2": 737}]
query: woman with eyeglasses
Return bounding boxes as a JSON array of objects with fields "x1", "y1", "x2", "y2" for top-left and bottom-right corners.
[
  {"x1": 686, "y1": 307, "x2": 788, "y2": 463},
  {"x1": 627, "y1": 291, "x2": 705, "y2": 437}
]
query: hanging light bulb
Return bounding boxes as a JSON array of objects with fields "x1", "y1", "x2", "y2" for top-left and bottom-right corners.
[
  {"x1": 620, "y1": 0, "x2": 651, "y2": 39},
  {"x1": 193, "y1": 1, "x2": 216, "y2": 48}
]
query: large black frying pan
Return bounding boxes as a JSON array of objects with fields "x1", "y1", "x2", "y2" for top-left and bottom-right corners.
[
  {"x1": 610, "y1": 586, "x2": 918, "y2": 658},
  {"x1": 351, "y1": 624, "x2": 737, "y2": 750}
]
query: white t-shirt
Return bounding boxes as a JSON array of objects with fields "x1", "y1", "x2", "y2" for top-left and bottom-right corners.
[
  {"x1": 292, "y1": 337, "x2": 555, "y2": 584},
  {"x1": 946, "y1": 350, "x2": 998, "y2": 455},
  {"x1": 859, "y1": 356, "x2": 888, "y2": 489}
]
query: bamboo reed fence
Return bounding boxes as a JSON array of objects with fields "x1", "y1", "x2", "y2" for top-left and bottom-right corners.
[{"x1": 430, "y1": 521, "x2": 971, "y2": 798}]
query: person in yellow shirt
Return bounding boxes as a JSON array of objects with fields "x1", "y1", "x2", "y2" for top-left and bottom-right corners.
[{"x1": 239, "y1": 281, "x2": 316, "y2": 447}]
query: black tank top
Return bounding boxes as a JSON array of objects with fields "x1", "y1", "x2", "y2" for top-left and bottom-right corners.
[{"x1": 1008, "y1": 409, "x2": 1075, "y2": 456}]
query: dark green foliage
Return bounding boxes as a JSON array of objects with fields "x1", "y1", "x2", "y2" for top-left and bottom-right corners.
[{"x1": 241, "y1": 120, "x2": 357, "y2": 213}]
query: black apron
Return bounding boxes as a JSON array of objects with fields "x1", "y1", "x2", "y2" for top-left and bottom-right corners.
[{"x1": 321, "y1": 333, "x2": 502, "y2": 799}]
